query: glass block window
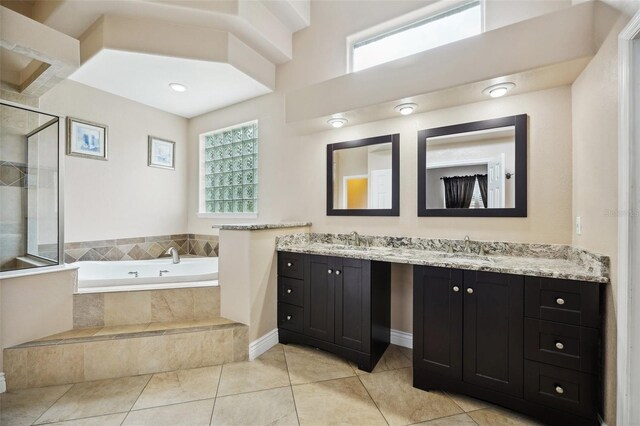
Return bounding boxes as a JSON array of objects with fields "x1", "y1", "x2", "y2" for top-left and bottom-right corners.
[{"x1": 200, "y1": 121, "x2": 258, "y2": 215}]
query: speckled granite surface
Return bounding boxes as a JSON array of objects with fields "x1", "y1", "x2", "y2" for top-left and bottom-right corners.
[
  {"x1": 276, "y1": 233, "x2": 609, "y2": 284},
  {"x1": 213, "y1": 222, "x2": 312, "y2": 231}
]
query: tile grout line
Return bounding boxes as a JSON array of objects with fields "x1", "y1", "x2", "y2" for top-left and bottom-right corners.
[
  {"x1": 30, "y1": 383, "x2": 76, "y2": 426},
  {"x1": 355, "y1": 373, "x2": 390, "y2": 426},
  {"x1": 282, "y1": 346, "x2": 302, "y2": 426},
  {"x1": 121, "y1": 374, "x2": 153, "y2": 424},
  {"x1": 209, "y1": 362, "x2": 224, "y2": 425}
]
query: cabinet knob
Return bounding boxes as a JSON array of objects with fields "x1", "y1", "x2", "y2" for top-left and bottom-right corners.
[
  {"x1": 335, "y1": 270, "x2": 341, "y2": 275},
  {"x1": 453, "y1": 286, "x2": 460, "y2": 292},
  {"x1": 328, "y1": 269, "x2": 333, "y2": 274},
  {"x1": 466, "y1": 288, "x2": 474, "y2": 294},
  {"x1": 556, "y1": 297, "x2": 565, "y2": 305},
  {"x1": 555, "y1": 385, "x2": 564, "y2": 395},
  {"x1": 287, "y1": 262, "x2": 292, "y2": 267},
  {"x1": 555, "y1": 341, "x2": 565, "y2": 350},
  {"x1": 286, "y1": 315, "x2": 292, "y2": 321},
  {"x1": 286, "y1": 289, "x2": 292, "y2": 294}
]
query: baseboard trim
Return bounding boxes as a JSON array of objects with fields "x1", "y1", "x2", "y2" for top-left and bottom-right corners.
[
  {"x1": 249, "y1": 328, "x2": 279, "y2": 361},
  {"x1": 0, "y1": 373, "x2": 6, "y2": 394},
  {"x1": 390, "y1": 329, "x2": 412, "y2": 349}
]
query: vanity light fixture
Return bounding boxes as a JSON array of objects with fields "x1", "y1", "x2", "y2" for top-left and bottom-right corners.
[
  {"x1": 483, "y1": 82, "x2": 515, "y2": 98},
  {"x1": 328, "y1": 117, "x2": 348, "y2": 128},
  {"x1": 395, "y1": 103, "x2": 418, "y2": 115},
  {"x1": 169, "y1": 83, "x2": 187, "y2": 92}
]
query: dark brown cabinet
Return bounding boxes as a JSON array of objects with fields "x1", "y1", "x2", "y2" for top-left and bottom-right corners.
[
  {"x1": 414, "y1": 266, "x2": 602, "y2": 426},
  {"x1": 278, "y1": 252, "x2": 390, "y2": 371}
]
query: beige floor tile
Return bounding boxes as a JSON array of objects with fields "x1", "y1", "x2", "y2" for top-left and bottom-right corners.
[
  {"x1": 284, "y1": 344, "x2": 355, "y2": 385},
  {"x1": 293, "y1": 377, "x2": 386, "y2": 426},
  {"x1": 350, "y1": 344, "x2": 411, "y2": 374},
  {"x1": 47, "y1": 412, "x2": 128, "y2": 425},
  {"x1": 445, "y1": 391, "x2": 490, "y2": 412},
  {"x1": 123, "y1": 399, "x2": 214, "y2": 426},
  {"x1": 132, "y1": 366, "x2": 222, "y2": 410},
  {"x1": 397, "y1": 346, "x2": 412, "y2": 360},
  {"x1": 0, "y1": 385, "x2": 72, "y2": 426},
  {"x1": 217, "y1": 345, "x2": 290, "y2": 396},
  {"x1": 94, "y1": 323, "x2": 151, "y2": 336},
  {"x1": 35, "y1": 375, "x2": 151, "y2": 424},
  {"x1": 211, "y1": 386, "x2": 298, "y2": 426},
  {"x1": 414, "y1": 413, "x2": 478, "y2": 425},
  {"x1": 359, "y1": 368, "x2": 463, "y2": 425},
  {"x1": 469, "y1": 407, "x2": 545, "y2": 426}
]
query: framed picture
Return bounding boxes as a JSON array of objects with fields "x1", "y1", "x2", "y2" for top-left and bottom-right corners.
[
  {"x1": 66, "y1": 117, "x2": 108, "y2": 160},
  {"x1": 148, "y1": 136, "x2": 175, "y2": 170}
]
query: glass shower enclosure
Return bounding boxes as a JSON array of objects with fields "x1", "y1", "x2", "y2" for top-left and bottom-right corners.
[{"x1": 0, "y1": 101, "x2": 63, "y2": 273}]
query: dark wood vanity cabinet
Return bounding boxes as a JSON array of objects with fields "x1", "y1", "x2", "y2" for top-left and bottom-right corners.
[
  {"x1": 414, "y1": 266, "x2": 603, "y2": 426},
  {"x1": 278, "y1": 252, "x2": 390, "y2": 371}
]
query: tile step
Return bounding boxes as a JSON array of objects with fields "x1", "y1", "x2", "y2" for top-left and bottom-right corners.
[
  {"x1": 13, "y1": 317, "x2": 240, "y2": 348},
  {"x1": 4, "y1": 318, "x2": 248, "y2": 391}
]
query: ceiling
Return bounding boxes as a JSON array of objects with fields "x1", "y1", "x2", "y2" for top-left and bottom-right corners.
[{"x1": 69, "y1": 49, "x2": 272, "y2": 118}]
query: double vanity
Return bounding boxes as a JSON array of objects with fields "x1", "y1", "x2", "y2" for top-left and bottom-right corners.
[{"x1": 276, "y1": 233, "x2": 608, "y2": 426}]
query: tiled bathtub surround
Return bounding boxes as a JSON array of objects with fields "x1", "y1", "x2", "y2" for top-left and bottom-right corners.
[
  {"x1": 64, "y1": 234, "x2": 219, "y2": 263},
  {"x1": 276, "y1": 233, "x2": 609, "y2": 283},
  {"x1": 74, "y1": 287, "x2": 221, "y2": 328}
]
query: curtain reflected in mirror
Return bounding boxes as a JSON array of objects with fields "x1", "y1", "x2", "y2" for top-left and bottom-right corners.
[{"x1": 418, "y1": 115, "x2": 527, "y2": 217}]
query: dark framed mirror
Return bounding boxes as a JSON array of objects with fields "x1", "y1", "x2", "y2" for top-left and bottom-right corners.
[
  {"x1": 418, "y1": 114, "x2": 527, "y2": 217},
  {"x1": 327, "y1": 134, "x2": 400, "y2": 216}
]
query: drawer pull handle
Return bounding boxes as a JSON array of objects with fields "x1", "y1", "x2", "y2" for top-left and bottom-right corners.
[
  {"x1": 286, "y1": 289, "x2": 292, "y2": 294},
  {"x1": 555, "y1": 341, "x2": 565, "y2": 350},
  {"x1": 555, "y1": 385, "x2": 564, "y2": 395},
  {"x1": 286, "y1": 315, "x2": 292, "y2": 321},
  {"x1": 467, "y1": 288, "x2": 474, "y2": 294},
  {"x1": 328, "y1": 269, "x2": 333, "y2": 274},
  {"x1": 453, "y1": 286, "x2": 460, "y2": 292},
  {"x1": 556, "y1": 297, "x2": 565, "y2": 305},
  {"x1": 287, "y1": 262, "x2": 292, "y2": 267},
  {"x1": 335, "y1": 270, "x2": 341, "y2": 275}
]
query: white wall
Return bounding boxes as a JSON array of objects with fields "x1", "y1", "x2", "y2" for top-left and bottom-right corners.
[
  {"x1": 40, "y1": 80, "x2": 189, "y2": 242},
  {"x1": 572, "y1": 13, "x2": 631, "y2": 426}
]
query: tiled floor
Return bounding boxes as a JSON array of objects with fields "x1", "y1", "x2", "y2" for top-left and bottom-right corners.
[{"x1": 0, "y1": 344, "x2": 544, "y2": 426}]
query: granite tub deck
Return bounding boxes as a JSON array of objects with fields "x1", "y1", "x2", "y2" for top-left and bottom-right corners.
[{"x1": 276, "y1": 233, "x2": 609, "y2": 284}]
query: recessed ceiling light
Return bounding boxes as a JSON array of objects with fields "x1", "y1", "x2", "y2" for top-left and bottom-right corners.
[
  {"x1": 483, "y1": 82, "x2": 515, "y2": 98},
  {"x1": 394, "y1": 103, "x2": 418, "y2": 115},
  {"x1": 169, "y1": 83, "x2": 187, "y2": 92},
  {"x1": 327, "y1": 117, "x2": 347, "y2": 128}
]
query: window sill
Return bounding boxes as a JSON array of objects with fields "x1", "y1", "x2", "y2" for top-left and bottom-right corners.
[{"x1": 197, "y1": 212, "x2": 258, "y2": 220}]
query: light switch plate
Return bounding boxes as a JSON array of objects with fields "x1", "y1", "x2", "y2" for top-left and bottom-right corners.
[{"x1": 576, "y1": 216, "x2": 582, "y2": 235}]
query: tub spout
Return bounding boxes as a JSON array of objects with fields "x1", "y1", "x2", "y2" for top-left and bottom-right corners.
[{"x1": 166, "y1": 247, "x2": 180, "y2": 264}]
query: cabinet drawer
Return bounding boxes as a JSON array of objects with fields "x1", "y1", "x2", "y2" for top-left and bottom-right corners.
[
  {"x1": 524, "y1": 319, "x2": 598, "y2": 374},
  {"x1": 278, "y1": 277, "x2": 303, "y2": 307},
  {"x1": 525, "y1": 277, "x2": 601, "y2": 328},
  {"x1": 524, "y1": 360, "x2": 596, "y2": 419},
  {"x1": 278, "y1": 252, "x2": 305, "y2": 280},
  {"x1": 278, "y1": 303, "x2": 303, "y2": 333}
]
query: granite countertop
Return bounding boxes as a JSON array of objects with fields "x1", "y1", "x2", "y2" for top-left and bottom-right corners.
[
  {"x1": 213, "y1": 222, "x2": 312, "y2": 231},
  {"x1": 276, "y1": 233, "x2": 609, "y2": 284}
]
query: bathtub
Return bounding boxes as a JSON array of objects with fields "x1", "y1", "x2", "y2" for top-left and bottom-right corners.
[{"x1": 75, "y1": 257, "x2": 218, "y2": 293}]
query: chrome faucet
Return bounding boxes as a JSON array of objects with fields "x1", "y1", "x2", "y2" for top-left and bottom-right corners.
[
  {"x1": 463, "y1": 235, "x2": 472, "y2": 253},
  {"x1": 350, "y1": 231, "x2": 361, "y2": 247},
  {"x1": 166, "y1": 247, "x2": 180, "y2": 264}
]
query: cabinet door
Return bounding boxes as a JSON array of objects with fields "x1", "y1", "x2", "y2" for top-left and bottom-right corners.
[
  {"x1": 413, "y1": 266, "x2": 463, "y2": 380},
  {"x1": 463, "y1": 270, "x2": 524, "y2": 397},
  {"x1": 303, "y1": 255, "x2": 335, "y2": 342},
  {"x1": 334, "y1": 258, "x2": 371, "y2": 352}
]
